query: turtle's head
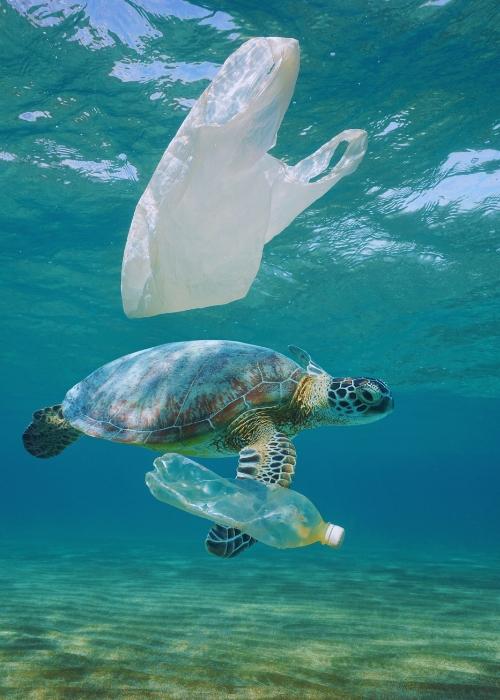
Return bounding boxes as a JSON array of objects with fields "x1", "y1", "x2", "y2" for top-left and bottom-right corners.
[
  {"x1": 326, "y1": 376, "x2": 394, "y2": 425},
  {"x1": 287, "y1": 346, "x2": 393, "y2": 428}
]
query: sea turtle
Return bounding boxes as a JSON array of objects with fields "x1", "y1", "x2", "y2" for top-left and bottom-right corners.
[{"x1": 23, "y1": 340, "x2": 393, "y2": 558}]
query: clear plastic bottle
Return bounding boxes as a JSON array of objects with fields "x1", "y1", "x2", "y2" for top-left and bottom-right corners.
[{"x1": 146, "y1": 453, "x2": 345, "y2": 550}]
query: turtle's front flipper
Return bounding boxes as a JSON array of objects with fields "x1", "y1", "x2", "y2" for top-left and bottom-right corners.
[
  {"x1": 205, "y1": 432, "x2": 297, "y2": 559},
  {"x1": 236, "y1": 432, "x2": 296, "y2": 487},
  {"x1": 23, "y1": 405, "x2": 83, "y2": 459}
]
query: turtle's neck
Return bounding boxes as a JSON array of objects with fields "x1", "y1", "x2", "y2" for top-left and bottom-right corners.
[{"x1": 277, "y1": 374, "x2": 332, "y2": 434}]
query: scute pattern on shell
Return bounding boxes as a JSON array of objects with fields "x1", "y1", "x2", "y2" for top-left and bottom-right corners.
[{"x1": 62, "y1": 341, "x2": 303, "y2": 446}]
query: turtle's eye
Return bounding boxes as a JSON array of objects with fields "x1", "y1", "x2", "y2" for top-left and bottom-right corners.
[{"x1": 356, "y1": 384, "x2": 382, "y2": 405}]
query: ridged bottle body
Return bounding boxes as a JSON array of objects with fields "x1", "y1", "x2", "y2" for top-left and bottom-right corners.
[{"x1": 146, "y1": 453, "x2": 344, "y2": 550}]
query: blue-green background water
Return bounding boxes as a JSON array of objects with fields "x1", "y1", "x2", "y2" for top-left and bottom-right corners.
[{"x1": 1, "y1": 0, "x2": 500, "y2": 697}]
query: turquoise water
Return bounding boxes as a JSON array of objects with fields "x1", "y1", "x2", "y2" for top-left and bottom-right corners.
[{"x1": 1, "y1": 0, "x2": 500, "y2": 697}]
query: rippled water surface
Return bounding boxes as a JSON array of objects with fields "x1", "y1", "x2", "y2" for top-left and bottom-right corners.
[
  {"x1": 1, "y1": 0, "x2": 500, "y2": 698},
  {"x1": 2, "y1": 0, "x2": 500, "y2": 395}
]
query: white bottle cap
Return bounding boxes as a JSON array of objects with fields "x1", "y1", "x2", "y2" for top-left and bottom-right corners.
[{"x1": 324, "y1": 523, "x2": 345, "y2": 549}]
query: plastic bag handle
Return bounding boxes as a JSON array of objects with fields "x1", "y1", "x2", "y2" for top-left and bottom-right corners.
[{"x1": 284, "y1": 128, "x2": 368, "y2": 186}]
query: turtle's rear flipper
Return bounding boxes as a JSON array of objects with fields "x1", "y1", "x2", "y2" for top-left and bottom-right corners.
[
  {"x1": 23, "y1": 405, "x2": 82, "y2": 459},
  {"x1": 205, "y1": 524, "x2": 256, "y2": 559}
]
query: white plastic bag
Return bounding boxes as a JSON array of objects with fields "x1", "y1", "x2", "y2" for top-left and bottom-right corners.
[{"x1": 122, "y1": 37, "x2": 368, "y2": 317}]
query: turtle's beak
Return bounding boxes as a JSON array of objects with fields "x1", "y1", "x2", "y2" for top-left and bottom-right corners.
[{"x1": 368, "y1": 395, "x2": 394, "y2": 416}]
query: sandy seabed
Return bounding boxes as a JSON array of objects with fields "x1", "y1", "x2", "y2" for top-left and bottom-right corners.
[{"x1": 0, "y1": 539, "x2": 499, "y2": 700}]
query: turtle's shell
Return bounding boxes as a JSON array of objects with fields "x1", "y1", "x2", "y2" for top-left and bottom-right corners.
[{"x1": 62, "y1": 340, "x2": 303, "y2": 450}]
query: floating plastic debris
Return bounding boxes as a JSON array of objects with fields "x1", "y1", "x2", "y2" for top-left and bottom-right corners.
[
  {"x1": 146, "y1": 453, "x2": 345, "y2": 550},
  {"x1": 122, "y1": 37, "x2": 367, "y2": 317}
]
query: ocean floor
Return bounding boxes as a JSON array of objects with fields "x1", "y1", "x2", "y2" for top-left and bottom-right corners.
[{"x1": 0, "y1": 540, "x2": 499, "y2": 700}]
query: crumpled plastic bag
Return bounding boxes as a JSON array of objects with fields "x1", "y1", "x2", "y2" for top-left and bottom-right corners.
[{"x1": 122, "y1": 36, "x2": 368, "y2": 318}]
